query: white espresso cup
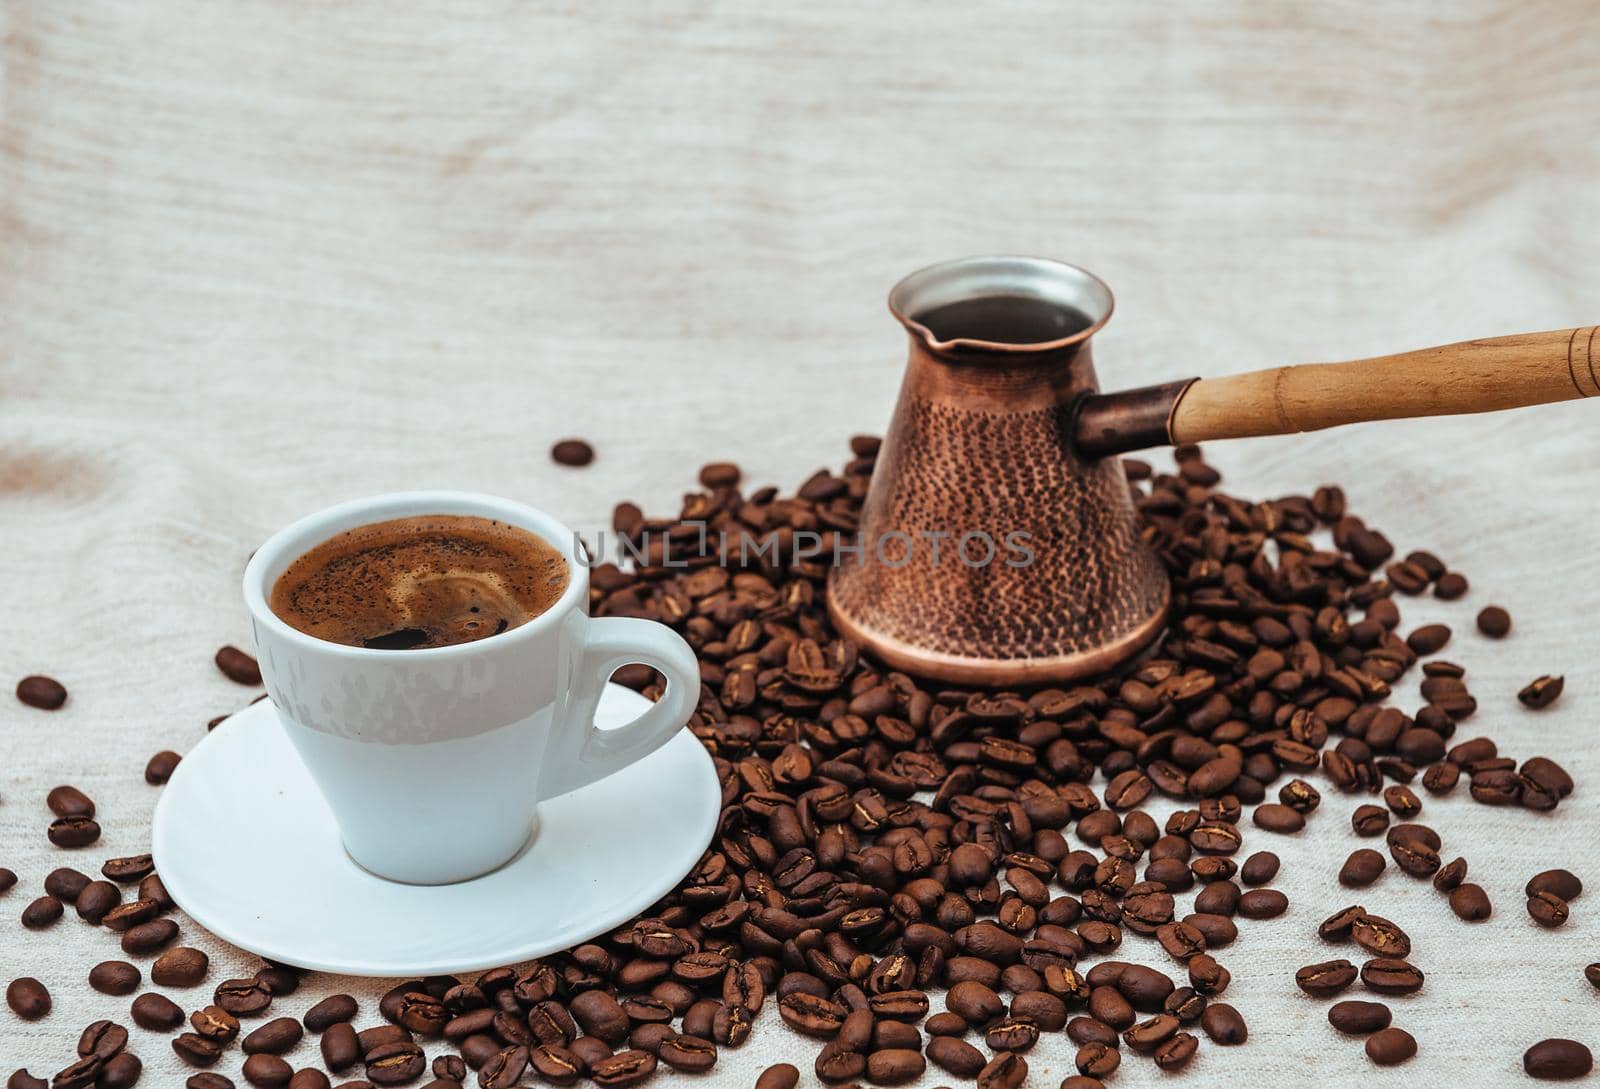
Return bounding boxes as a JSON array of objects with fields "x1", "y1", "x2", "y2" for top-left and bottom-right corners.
[{"x1": 242, "y1": 491, "x2": 700, "y2": 885}]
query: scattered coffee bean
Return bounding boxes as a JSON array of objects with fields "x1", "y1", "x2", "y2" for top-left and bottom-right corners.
[
  {"x1": 75, "y1": 880, "x2": 120, "y2": 924},
  {"x1": 145, "y1": 750, "x2": 182, "y2": 785},
  {"x1": 1528, "y1": 891, "x2": 1570, "y2": 928},
  {"x1": 754, "y1": 1063, "x2": 799, "y2": 1089},
  {"x1": 47, "y1": 785, "x2": 96, "y2": 818},
  {"x1": 21, "y1": 894, "x2": 63, "y2": 929},
  {"x1": 1328, "y1": 1000, "x2": 1391, "y2": 1034},
  {"x1": 185, "y1": 1075, "x2": 233, "y2": 1089},
  {"x1": 1434, "y1": 571, "x2": 1468, "y2": 599},
  {"x1": 1339, "y1": 849, "x2": 1386, "y2": 888},
  {"x1": 89, "y1": 961, "x2": 141, "y2": 996},
  {"x1": 215, "y1": 645, "x2": 262, "y2": 685},
  {"x1": 15, "y1": 675, "x2": 67, "y2": 710},
  {"x1": 78, "y1": 1019, "x2": 128, "y2": 1060},
  {"x1": 243, "y1": 1016, "x2": 306, "y2": 1055},
  {"x1": 1295, "y1": 959, "x2": 1356, "y2": 998},
  {"x1": 44, "y1": 867, "x2": 90, "y2": 901},
  {"x1": 1519, "y1": 674, "x2": 1564, "y2": 709},
  {"x1": 1351, "y1": 805, "x2": 1389, "y2": 836},
  {"x1": 1239, "y1": 851, "x2": 1279, "y2": 886},
  {"x1": 242, "y1": 1054, "x2": 293, "y2": 1089},
  {"x1": 1524, "y1": 1038, "x2": 1594, "y2": 1080},
  {"x1": 97, "y1": 1054, "x2": 140, "y2": 1089},
  {"x1": 1449, "y1": 883, "x2": 1492, "y2": 921},
  {"x1": 1366, "y1": 1025, "x2": 1417, "y2": 1065},
  {"x1": 1199, "y1": 1002, "x2": 1246, "y2": 1045},
  {"x1": 215, "y1": 977, "x2": 273, "y2": 1016},
  {"x1": 1586, "y1": 963, "x2": 1600, "y2": 991},
  {"x1": 1360, "y1": 958, "x2": 1425, "y2": 995},
  {"x1": 287, "y1": 1072, "x2": 328, "y2": 1089},
  {"x1": 47, "y1": 815, "x2": 101, "y2": 848},
  {"x1": 5, "y1": 978, "x2": 50, "y2": 1020},
  {"x1": 1526, "y1": 869, "x2": 1583, "y2": 901},
  {"x1": 172, "y1": 1033, "x2": 224, "y2": 1067},
  {"x1": 550, "y1": 439, "x2": 595, "y2": 467},
  {"x1": 1405, "y1": 624, "x2": 1450, "y2": 655},
  {"x1": 131, "y1": 992, "x2": 184, "y2": 1031},
  {"x1": 319, "y1": 1023, "x2": 360, "y2": 1072},
  {"x1": 926, "y1": 1035, "x2": 986, "y2": 1077},
  {"x1": 304, "y1": 994, "x2": 358, "y2": 1032},
  {"x1": 121, "y1": 917, "x2": 180, "y2": 954},
  {"x1": 152, "y1": 947, "x2": 210, "y2": 987},
  {"x1": 0, "y1": 869, "x2": 13, "y2": 895},
  {"x1": 1476, "y1": 605, "x2": 1512, "y2": 638}
]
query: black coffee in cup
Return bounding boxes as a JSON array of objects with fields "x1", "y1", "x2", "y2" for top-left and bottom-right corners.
[{"x1": 269, "y1": 515, "x2": 568, "y2": 649}]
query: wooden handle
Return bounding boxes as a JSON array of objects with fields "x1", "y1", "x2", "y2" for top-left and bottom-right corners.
[{"x1": 1170, "y1": 326, "x2": 1600, "y2": 444}]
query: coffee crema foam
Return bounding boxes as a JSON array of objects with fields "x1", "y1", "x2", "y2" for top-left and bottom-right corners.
[{"x1": 269, "y1": 514, "x2": 569, "y2": 649}]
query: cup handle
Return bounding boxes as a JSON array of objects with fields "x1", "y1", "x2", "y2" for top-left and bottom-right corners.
[{"x1": 538, "y1": 616, "x2": 701, "y2": 800}]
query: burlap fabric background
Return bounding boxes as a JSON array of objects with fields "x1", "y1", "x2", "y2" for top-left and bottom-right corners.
[{"x1": 2, "y1": 1, "x2": 1596, "y2": 1083}]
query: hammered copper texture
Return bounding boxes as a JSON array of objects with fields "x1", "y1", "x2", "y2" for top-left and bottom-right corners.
[{"x1": 829, "y1": 337, "x2": 1170, "y2": 681}]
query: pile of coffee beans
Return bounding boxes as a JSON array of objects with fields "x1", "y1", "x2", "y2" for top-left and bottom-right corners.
[{"x1": 5, "y1": 440, "x2": 1591, "y2": 1087}]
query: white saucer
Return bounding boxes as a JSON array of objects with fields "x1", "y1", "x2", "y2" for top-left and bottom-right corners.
[{"x1": 152, "y1": 685, "x2": 719, "y2": 977}]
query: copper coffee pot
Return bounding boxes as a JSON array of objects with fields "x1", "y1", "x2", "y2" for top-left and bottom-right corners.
[{"x1": 828, "y1": 255, "x2": 1596, "y2": 685}]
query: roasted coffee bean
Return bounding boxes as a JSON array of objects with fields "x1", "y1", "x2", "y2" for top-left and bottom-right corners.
[
  {"x1": 525, "y1": 1044, "x2": 581, "y2": 1084},
  {"x1": 655, "y1": 1033, "x2": 716, "y2": 1073},
  {"x1": 131, "y1": 991, "x2": 185, "y2": 1031},
  {"x1": 1527, "y1": 891, "x2": 1570, "y2": 928},
  {"x1": 1518, "y1": 675, "x2": 1564, "y2": 709},
  {"x1": 1449, "y1": 883, "x2": 1492, "y2": 920},
  {"x1": 754, "y1": 1063, "x2": 799, "y2": 1089},
  {"x1": 102, "y1": 854, "x2": 156, "y2": 883},
  {"x1": 48, "y1": 815, "x2": 101, "y2": 848},
  {"x1": 216, "y1": 646, "x2": 262, "y2": 685},
  {"x1": 254, "y1": 964, "x2": 301, "y2": 997},
  {"x1": 1239, "y1": 851, "x2": 1279, "y2": 886},
  {"x1": 1154, "y1": 1031, "x2": 1199, "y2": 1071},
  {"x1": 172, "y1": 1034, "x2": 224, "y2": 1067},
  {"x1": 16, "y1": 675, "x2": 68, "y2": 710},
  {"x1": 215, "y1": 978, "x2": 273, "y2": 1015},
  {"x1": 101, "y1": 898, "x2": 159, "y2": 931},
  {"x1": 45, "y1": 867, "x2": 91, "y2": 902},
  {"x1": 1405, "y1": 623, "x2": 1450, "y2": 654},
  {"x1": 1200, "y1": 1002, "x2": 1247, "y2": 1044},
  {"x1": 365, "y1": 1041, "x2": 426, "y2": 1086},
  {"x1": 76, "y1": 880, "x2": 120, "y2": 924},
  {"x1": 122, "y1": 918, "x2": 180, "y2": 954},
  {"x1": 145, "y1": 750, "x2": 182, "y2": 785},
  {"x1": 1526, "y1": 869, "x2": 1583, "y2": 901},
  {"x1": 570, "y1": 990, "x2": 629, "y2": 1045},
  {"x1": 288, "y1": 1072, "x2": 329, "y2": 1089},
  {"x1": 1328, "y1": 999, "x2": 1391, "y2": 1034},
  {"x1": 1339, "y1": 849, "x2": 1386, "y2": 887},
  {"x1": 1236, "y1": 888, "x2": 1289, "y2": 919},
  {"x1": 1361, "y1": 958, "x2": 1425, "y2": 995},
  {"x1": 1365, "y1": 1025, "x2": 1417, "y2": 1065},
  {"x1": 1389, "y1": 835, "x2": 1440, "y2": 878},
  {"x1": 550, "y1": 439, "x2": 595, "y2": 467},
  {"x1": 151, "y1": 947, "x2": 209, "y2": 988},
  {"x1": 1295, "y1": 959, "x2": 1356, "y2": 998},
  {"x1": 1251, "y1": 803, "x2": 1305, "y2": 834},
  {"x1": 1075, "y1": 1042, "x2": 1119, "y2": 1077},
  {"x1": 47, "y1": 1058, "x2": 100, "y2": 1089},
  {"x1": 477, "y1": 1046, "x2": 528, "y2": 1089},
  {"x1": 1351, "y1": 805, "x2": 1389, "y2": 837},
  {"x1": 1586, "y1": 963, "x2": 1600, "y2": 991},
  {"x1": 243, "y1": 1016, "x2": 305, "y2": 1055},
  {"x1": 926, "y1": 1035, "x2": 986, "y2": 1077},
  {"x1": 590, "y1": 1049, "x2": 656, "y2": 1087},
  {"x1": 1124, "y1": 1013, "x2": 1180, "y2": 1052},
  {"x1": 97, "y1": 1054, "x2": 141, "y2": 1089},
  {"x1": 1433, "y1": 856, "x2": 1467, "y2": 892},
  {"x1": 305, "y1": 994, "x2": 358, "y2": 1032},
  {"x1": 1351, "y1": 913, "x2": 1410, "y2": 957},
  {"x1": 864, "y1": 1048, "x2": 925, "y2": 1084},
  {"x1": 241, "y1": 1054, "x2": 292, "y2": 1088},
  {"x1": 191, "y1": 1005, "x2": 241, "y2": 1042},
  {"x1": 1524, "y1": 1039, "x2": 1594, "y2": 1080},
  {"x1": 20, "y1": 893, "x2": 62, "y2": 929},
  {"x1": 47, "y1": 785, "x2": 96, "y2": 818},
  {"x1": 1066, "y1": 1016, "x2": 1119, "y2": 1047},
  {"x1": 184, "y1": 1075, "x2": 233, "y2": 1089},
  {"x1": 89, "y1": 961, "x2": 141, "y2": 996},
  {"x1": 1477, "y1": 605, "x2": 1512, "y2": 638},
  {"x1": 984, "y1": 1015, "x2": 1040, "y2": 1052},
  {"x1": 975, "y1": 1052, "x2": 1027, "y2": 1089},
  {"x1": 320, "y1": 1023, "x2": 360, "y2": 1072},
  {"x1": 5, "y1": 978, "x2": 49, "y2": 1020}
]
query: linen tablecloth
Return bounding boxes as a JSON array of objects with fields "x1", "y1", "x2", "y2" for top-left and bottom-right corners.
[{"x1": 2, "y1": 1, "x2": 1597, "y2": 1083}]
